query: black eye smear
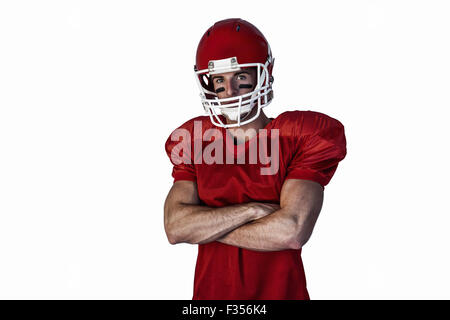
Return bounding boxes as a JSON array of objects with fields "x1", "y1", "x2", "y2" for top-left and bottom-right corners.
[
  {"x1": 215, "y1": 87, "x2": 225, "y2": 93},
  {"x1": 239, "y1": 84, "x2": 253, "y2": 89}
]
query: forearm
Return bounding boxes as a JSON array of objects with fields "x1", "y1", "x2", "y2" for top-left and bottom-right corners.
[
  {"x1": 217, "y1": 208, "x2": 299, "y2": 252},
  {"x1": 219, "y1": 179, "x2": 324, "y2": 252},
  {"x1": 165, "y1": 202, "x2": 255, "y2": 245}
]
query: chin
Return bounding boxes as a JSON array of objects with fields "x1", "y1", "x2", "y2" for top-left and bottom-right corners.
[{"x1": 223, "y1": 116, "x2": 238, "y2": 124}]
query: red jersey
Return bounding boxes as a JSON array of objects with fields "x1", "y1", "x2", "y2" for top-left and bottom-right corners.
[{"x1": 165, "y1": 110, "x2": 347, "y2": 300}]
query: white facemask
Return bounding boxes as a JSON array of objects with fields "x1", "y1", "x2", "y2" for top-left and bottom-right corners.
[{"x1": 195, "y1": 57, "x2": 273, "y2": 128}]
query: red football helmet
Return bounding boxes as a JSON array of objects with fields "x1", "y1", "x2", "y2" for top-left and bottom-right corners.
[{"x1": 194, "y1": 18, "x2": 274, "y2": 128}]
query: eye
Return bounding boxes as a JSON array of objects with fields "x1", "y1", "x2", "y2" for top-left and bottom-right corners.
[
  {"x1": 237, "y1": 74, "x2": 247, "y2": 80},
  {"x1": 215, "y1": 78, "x2": 223, "y2": 84}
]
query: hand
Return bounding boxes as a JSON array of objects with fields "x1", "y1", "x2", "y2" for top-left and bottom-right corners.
[{"x1": 248, "y1": 202, "x2": 280, "y2": 220}]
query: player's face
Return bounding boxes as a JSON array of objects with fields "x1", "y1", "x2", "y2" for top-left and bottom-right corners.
[{"x1": 211, "y1": 68, "x2": 257, "y2": 100}]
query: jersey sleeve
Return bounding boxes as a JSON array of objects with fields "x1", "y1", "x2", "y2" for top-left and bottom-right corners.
[
  {"x1": 165, "y1": 119, "x2": 197, "y2": 183},
  {"x1": 285, "y1": 112, "x2": 347, "y2": 188}
]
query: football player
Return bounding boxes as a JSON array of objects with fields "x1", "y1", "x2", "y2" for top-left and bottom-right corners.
[{"x1": 164, "y1": 18, "x2": 347, "y2": 300}]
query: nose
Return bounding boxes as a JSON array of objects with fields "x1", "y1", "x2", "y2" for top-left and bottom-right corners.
[{"x1": 225, "y1": 79, "x2": 239, "y2": 97}]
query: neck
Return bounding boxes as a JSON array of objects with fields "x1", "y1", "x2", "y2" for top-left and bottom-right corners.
[{"x1": 225, "y1": 110, "x2": 271, "y2": 144}]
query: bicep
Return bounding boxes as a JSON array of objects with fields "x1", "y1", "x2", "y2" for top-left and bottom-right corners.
[
  {"x1": 280, "y1": 179, "x2": 324, "y2": 225},
  {"x1": 165, "y1": 180, "x2": 200, "y2": 210},
  {"x1": 164, "y1": 181, "x2": 200, "y2": 224}
]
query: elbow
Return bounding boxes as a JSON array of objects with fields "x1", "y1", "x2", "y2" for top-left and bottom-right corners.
[
  {"x1": 164, "y1": 198, "x2": 182, "y2": 245},
  {"x1": 284, "y1": 212, "x2": 317, "y2": 250},
  {"x1": 285, "y1": 229, "x2": 309, "y2": 250},
  {"x1": 166, "y1": 233, "x2": 178, "y2": 245},
  {"x1": 280, "y1": 218, "x2": 304, "y2": 250},
  {"x1": 285, "y1": 237, "x2": 303, "y2": 250},
  {"x1": 164, "y1": 221, "x2": 181, "y2": 245},
  {"x1": 165, "y1": 229, "x2": 177, "y2": 245},
  {"x1": 166, "y1": 230, "x2": 183, "y2": 245},
  {"x1": 164, "y1": 206, "x2": 185, "y2": 245},
  {"x1": 166, "y1": 230, "x2": 199, "y2": 245},
  {"x1": 165, "y1": 221, "x2": 193, "y2": 245},
  {"x1": 281, "y1": 224, "x2": 303, "y2": 250}
]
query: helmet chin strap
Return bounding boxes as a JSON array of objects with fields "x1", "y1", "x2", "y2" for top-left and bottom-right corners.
[{"x1": 238, "y1": 108, "x2": 253, "y2": 122}]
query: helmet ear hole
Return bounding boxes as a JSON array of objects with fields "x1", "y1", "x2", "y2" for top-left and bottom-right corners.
[
  {"x1": 202, "y1": 74, "x2": 209, "y2": 86},
  {"x1": 200, "y1": 74, "x2": 215, "y2": 94}
]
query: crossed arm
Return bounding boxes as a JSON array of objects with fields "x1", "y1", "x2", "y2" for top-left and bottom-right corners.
[{"x1": 163, "y1": 179, "x2": 324, "y2": 251}]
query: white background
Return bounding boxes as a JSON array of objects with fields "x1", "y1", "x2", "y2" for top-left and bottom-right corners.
[{"x1": 1, "y1": 0, "x2": 449, "y2": 299}]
